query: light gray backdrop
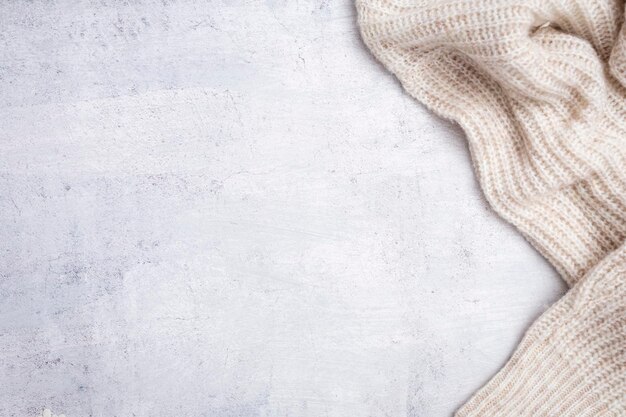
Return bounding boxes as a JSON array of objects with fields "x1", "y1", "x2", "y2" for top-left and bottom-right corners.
[{"x1": 0, "y1": 1, "x2": 566, "y2": 416}]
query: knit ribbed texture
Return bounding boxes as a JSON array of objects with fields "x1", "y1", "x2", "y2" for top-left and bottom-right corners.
[{"x1": 356, "y1": 0, "x2": 626, "y2": 415}]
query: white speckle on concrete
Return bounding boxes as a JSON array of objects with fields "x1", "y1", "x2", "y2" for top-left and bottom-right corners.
[{"x1": 0, "y1": 1, "x2": 566, "y2": 416}]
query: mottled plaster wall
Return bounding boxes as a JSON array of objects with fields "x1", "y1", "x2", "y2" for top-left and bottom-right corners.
[{"x1": 0, "y1": 1, "x2": 565, "y2": 416}]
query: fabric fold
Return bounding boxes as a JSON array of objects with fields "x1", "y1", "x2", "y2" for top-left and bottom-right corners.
[{"x1": 357, "y1": 0, "x2": 626, "y2": 285}]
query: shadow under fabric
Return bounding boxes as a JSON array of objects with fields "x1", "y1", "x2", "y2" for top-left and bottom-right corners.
[{"x1": 356, "y1": 0, "x2": 626, "y2": 415}]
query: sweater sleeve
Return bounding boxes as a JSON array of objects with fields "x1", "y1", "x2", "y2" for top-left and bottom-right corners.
[
  {"x1": 356, "y1": 0, "x2": 626, "y2": 285},
  {"x1": 456, "y1": 242, "x2": 626, "y2": 416}
]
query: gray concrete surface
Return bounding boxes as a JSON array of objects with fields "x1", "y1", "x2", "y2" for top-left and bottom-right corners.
[{"x1": 0, "y1": 1, "x2": 567, "y2": 416}]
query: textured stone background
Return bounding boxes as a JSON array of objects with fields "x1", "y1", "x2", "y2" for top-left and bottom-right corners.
[{"x1": 0, "y1": 1, "x2": 566, "y2": 416}]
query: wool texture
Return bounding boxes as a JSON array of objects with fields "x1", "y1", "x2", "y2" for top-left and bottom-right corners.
[{"x1": 356, "y1": 0, "x2": 626, "y2": 415}]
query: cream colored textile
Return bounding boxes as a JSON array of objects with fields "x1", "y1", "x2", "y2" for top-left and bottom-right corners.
[{"x1": 356, "y1": 1, "x2": 626, "y2": 415}]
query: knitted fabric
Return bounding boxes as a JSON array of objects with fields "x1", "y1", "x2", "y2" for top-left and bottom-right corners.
[{"x1": 356, "y1": 0, "x2": 626, "y2": 415}]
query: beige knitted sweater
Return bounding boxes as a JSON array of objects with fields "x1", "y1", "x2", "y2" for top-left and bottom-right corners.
[{"x1": 356, "y1": 0, "x2": 626, "y2": 415}]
